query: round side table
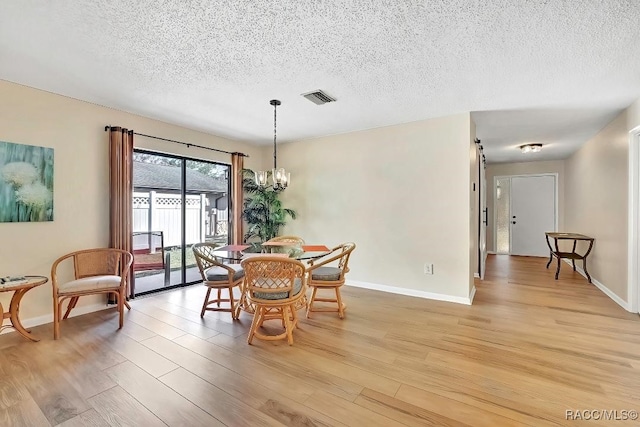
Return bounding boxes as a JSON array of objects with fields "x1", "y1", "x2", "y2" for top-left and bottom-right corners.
[{"x1": 0, "y1": 275, "x2": 48, "y2": 342}]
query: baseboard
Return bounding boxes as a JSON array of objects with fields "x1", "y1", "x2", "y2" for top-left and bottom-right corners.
[
  {"x1": 561, "y1": 259, "x2": 631, "y2": 312},
  {"x1": 347, "y1": 280, "x2": 474, "y2": 305},
  {"x1": 469, "y1": 285, "x2": 477, "y2": 304},
  {"x1": 0, "y1": 303, "x2": 114, "y2": 336},
  {"x1": 487, "y1": 251, "x2": 497, "y2": 255},
  {"x1": 474, "y1": 273, "x2": 480, "y2": 279}
]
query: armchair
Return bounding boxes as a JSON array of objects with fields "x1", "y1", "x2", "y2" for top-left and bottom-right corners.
[
  {"x1": 192, "y1": 242, "x2": 243, "y2": 319},
  {"x1": 241, "y1": 257, "x2": 306, "y2": 345},
  {"x1": 265, "y1": 235, "x2": 305, "y2": 245},
  {"x1": 51, "y1": 248, "x2": 133, "y2": 339},
  {"x1": 306, "y1": 242, "x2": 356, "y2": 319}
]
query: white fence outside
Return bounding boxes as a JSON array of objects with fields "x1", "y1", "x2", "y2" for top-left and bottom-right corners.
[{"x1": 133, "y1": 191, "x2": 226, "y2": 247}]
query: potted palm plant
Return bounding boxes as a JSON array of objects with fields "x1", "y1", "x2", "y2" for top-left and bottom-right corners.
[{"x1": 242, "y1": 169, "x2": 297, "y2": 242}]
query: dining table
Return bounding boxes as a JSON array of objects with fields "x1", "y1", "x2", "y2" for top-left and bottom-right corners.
[
  {"x1": 212, "y1": 243, "x2": 331, "y2": 262},
  {"x1": 212, "y1": 242, "x2": 331, "y2": 314}
]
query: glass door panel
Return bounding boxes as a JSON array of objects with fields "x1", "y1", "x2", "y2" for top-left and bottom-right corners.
[
  {"x1": 495, "y1": 177, "x2": 511, "y2": 254},
  {"x1": 185, "y1": 160, "x2": 231, "y2": 282},
  {"x1": 132, "y1": 152, "x2": 184, "y2": 295}
]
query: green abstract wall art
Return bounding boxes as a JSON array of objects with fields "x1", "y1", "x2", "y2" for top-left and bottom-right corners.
[{"x1": 0, "y1": 141, "x2": 54, "y2": 222}]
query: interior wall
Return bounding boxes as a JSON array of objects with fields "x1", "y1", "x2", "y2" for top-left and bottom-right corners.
[
  {"x1": 565, "y1": 102, "x2": 638, "y2": 304},
  {"x1": 485, "y1": 160, "x2": 565, "y2": 253},
  {"x1": 626, "y1": 98, "x2": 640, "y2": 309},
  {"x1": 627, "y1": 98, "x2": 640, "y2": 129},
  {"x1": 0, "y1": 80, "x2": 262, "y2": 325},
  {"x1": 277, "y1": 113, "x2": 475, "y2": 301}
]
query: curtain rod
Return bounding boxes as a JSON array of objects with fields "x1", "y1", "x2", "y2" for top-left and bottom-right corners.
[{"x1": 104, "y1": 126, "x2": 249, "y2": 157}]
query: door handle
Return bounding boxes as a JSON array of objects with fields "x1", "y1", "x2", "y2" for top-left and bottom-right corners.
[{"x1": 483, "y1": 208, "x2": 488, "y2": 226}]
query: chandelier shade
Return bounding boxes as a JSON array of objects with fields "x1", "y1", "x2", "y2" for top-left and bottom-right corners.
[{"x1": 255, "y1": 170, "x2": 268, "y2": 187}]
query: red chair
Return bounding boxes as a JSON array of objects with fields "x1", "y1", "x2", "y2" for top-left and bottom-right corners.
[{"x1": 132, "y1": 231, "x2": 170, "y2": 286}]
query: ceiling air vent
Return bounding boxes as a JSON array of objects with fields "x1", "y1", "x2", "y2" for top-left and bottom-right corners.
[{"x1": 302, "y1": 90, "x2": 336, "y2": 105}]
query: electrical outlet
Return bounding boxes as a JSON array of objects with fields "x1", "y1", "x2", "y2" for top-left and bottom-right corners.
[{"x1": 424, "y1": 263, "x2": 434, "y2": 275}]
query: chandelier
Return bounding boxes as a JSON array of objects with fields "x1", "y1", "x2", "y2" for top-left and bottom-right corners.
[{"x1": 255, "y1": 99, "x2": 289, "y2": 190}]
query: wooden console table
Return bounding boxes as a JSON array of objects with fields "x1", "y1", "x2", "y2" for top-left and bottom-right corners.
[{"x1": 545, "y1": 233, "x2": 594, "y2": 283}]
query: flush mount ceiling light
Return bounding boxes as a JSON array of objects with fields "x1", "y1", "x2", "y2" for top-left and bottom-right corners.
[{"x1": 520, "y1": 143, "x2": 543, "y2": 154}]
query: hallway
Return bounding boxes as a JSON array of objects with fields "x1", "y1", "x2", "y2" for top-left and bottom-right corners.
[{"x1": 479, "y1": 254, "x2": 632, "y2": 320}]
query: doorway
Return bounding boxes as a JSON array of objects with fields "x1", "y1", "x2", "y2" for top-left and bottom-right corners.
[
  {"x1": 477, "y1": 149, "x2": 488, "y2": 279},
  {"x1": 628, "y1": 125, "x2": 640, "y2": 314},
  {"x1": 131, "y1": 150, "x2": 231, "y2": 296},
  {"x1": 494, "y1": 174, "x2": 557, "y2": 257}
]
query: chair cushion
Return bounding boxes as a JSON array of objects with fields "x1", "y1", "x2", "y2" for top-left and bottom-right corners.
[
  {"x1": 253, "y1": 278, "x2": 303, "y2": 300},
  {"x1": 58, "y1": 275, "x2": 122, "y2": 294},
  {"x1": 205, "y1": 264, "x2": 244, "y2": 282},
  {"x1": 311, "y1": 266, "x2": 342, "y2": 281}
]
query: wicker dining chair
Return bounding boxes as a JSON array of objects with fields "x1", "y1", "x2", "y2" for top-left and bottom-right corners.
[
  {"x1": 265, "y1": 235, "x2": 305, "y2": 245},
  {"x1": 51, "y1": 248, "x2": 133, "y2": 339},
  {"x1": 306, "y1": 242, "x2": 356, "y2": 319},
  {"x1": 192, "y1": 242, "x2": 243, "y2": 319},
  {"x1": 241, "y1": 256, "x2": 307, "y2": 345}
]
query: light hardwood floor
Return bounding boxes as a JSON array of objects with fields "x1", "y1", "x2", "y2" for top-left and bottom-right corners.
[{"x1": 1, "y1": 255, "x2": 639, "y2": 426}]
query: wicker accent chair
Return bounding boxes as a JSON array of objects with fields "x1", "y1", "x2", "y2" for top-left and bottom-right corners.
[
  {"x1": 265, "y1": 235, "x2": 305, "y2": 245},
  {"x1": 51, "y1": 248, "x2": 133, "y2": 339},
  {"x1": 192, "y1": 243, "x2": 243, "y2": 320},
  {"x1": 241, "y1": 257, "x2": 307, "y2": 345},
  {"x1": 306, "y1": 242, "x2": 356, "y2": 319}
]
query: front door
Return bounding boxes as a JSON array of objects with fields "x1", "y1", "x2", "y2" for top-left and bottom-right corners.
[{"x1": 510, "y1": 175, "x2": 556, "y2": 257}]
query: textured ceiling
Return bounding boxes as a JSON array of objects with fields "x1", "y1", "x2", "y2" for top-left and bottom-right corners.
[{"x1": 1, "y1": 1, "x2": 640, "y2": 163}]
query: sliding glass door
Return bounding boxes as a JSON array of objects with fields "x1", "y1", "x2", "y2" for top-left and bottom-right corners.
[{"x1": 131, "y1": 150, "x2": 230, "y2": 296}]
